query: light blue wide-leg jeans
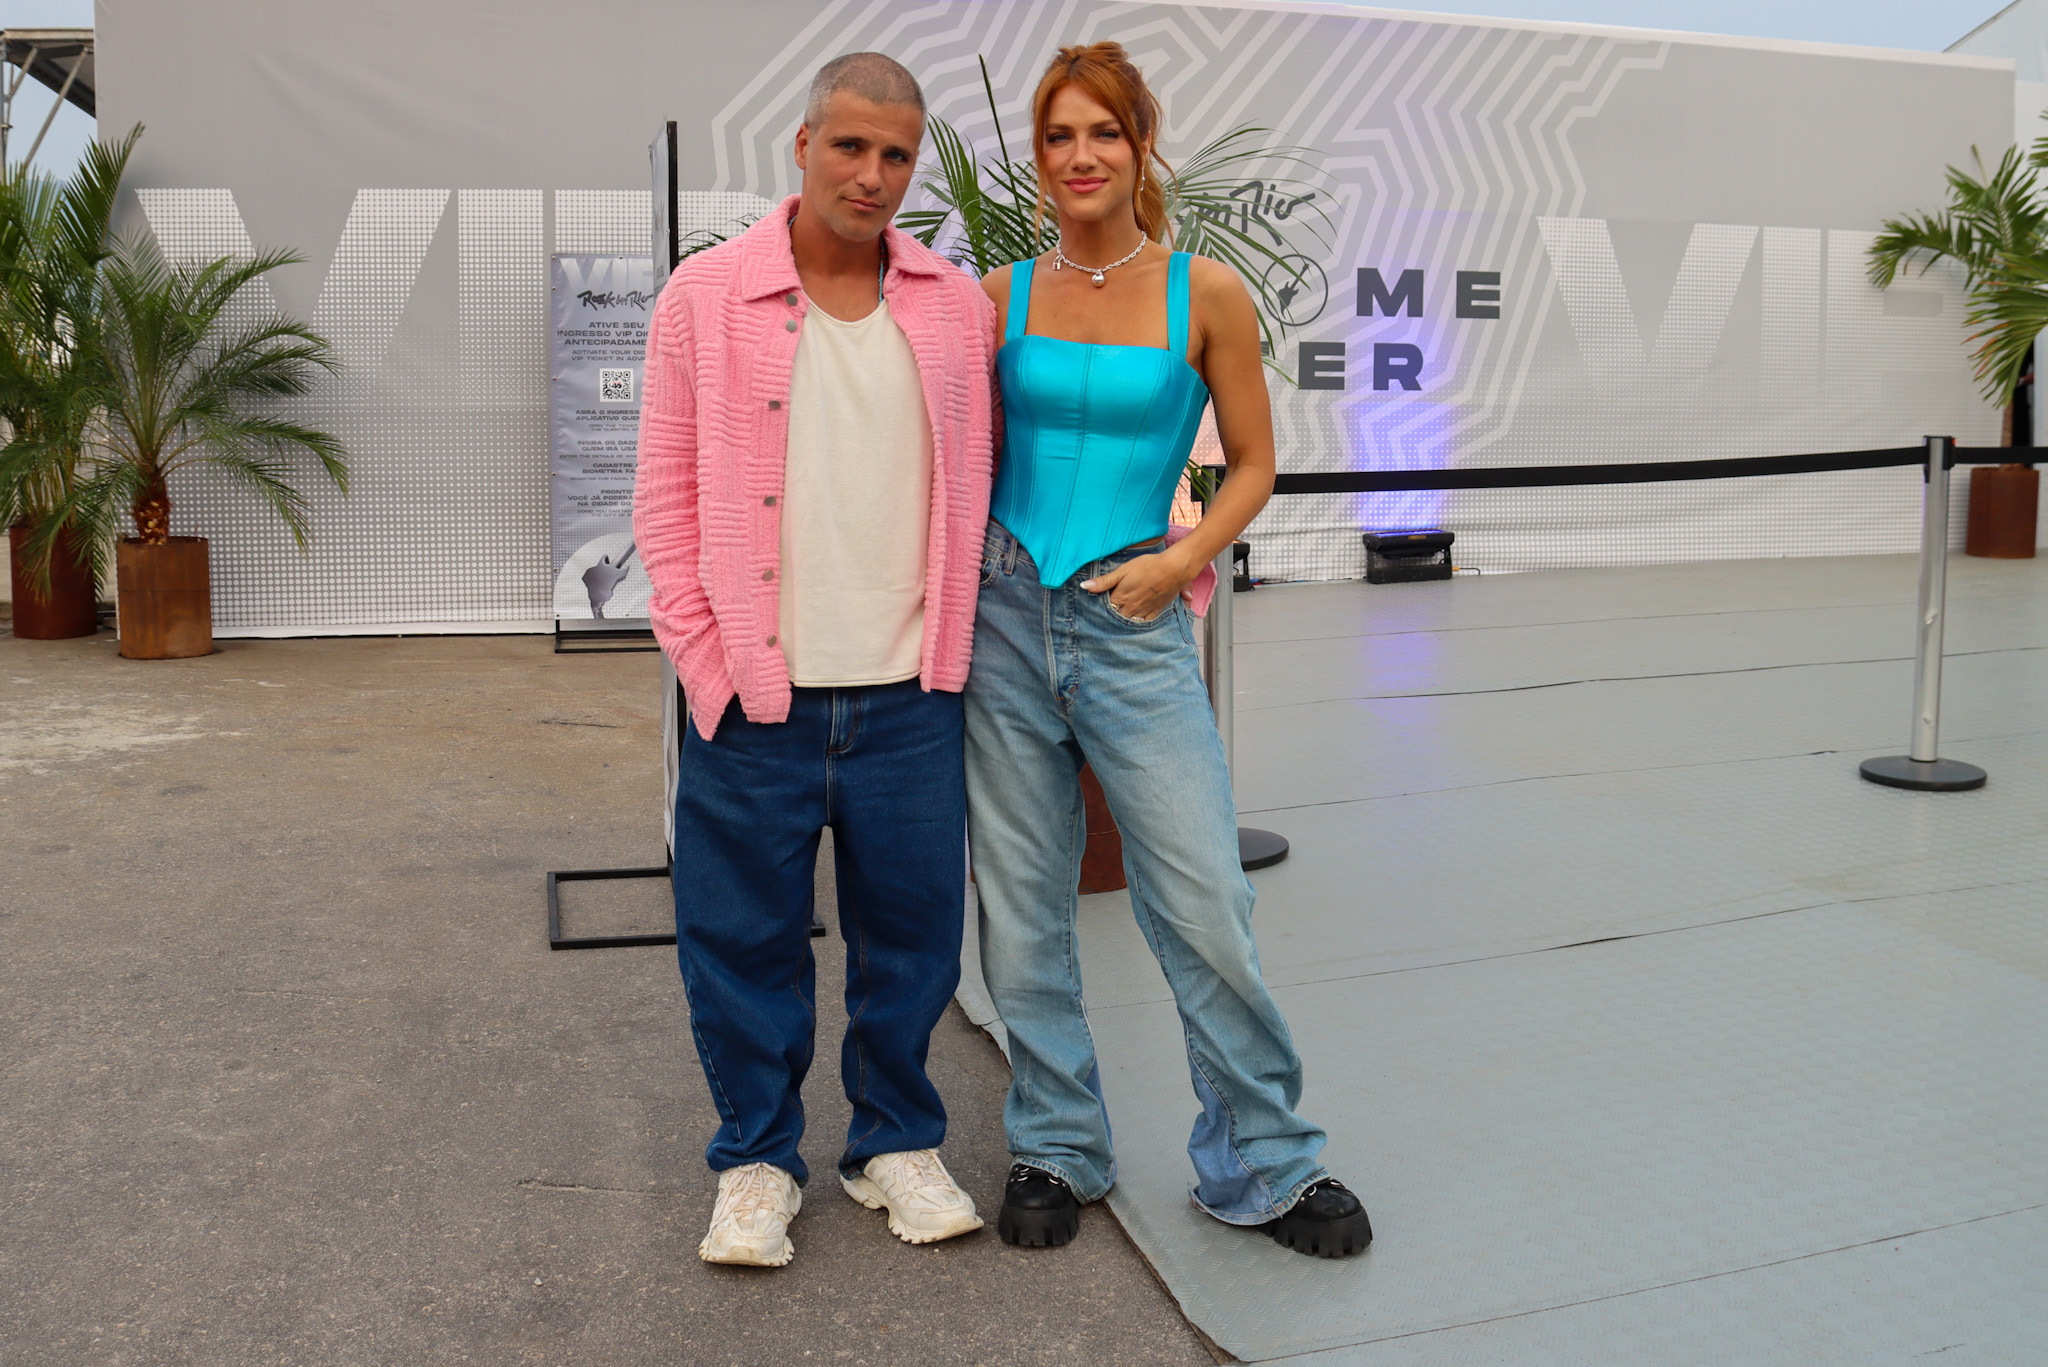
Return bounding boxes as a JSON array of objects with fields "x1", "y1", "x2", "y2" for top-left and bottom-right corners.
[{"x1": 965, "y1": 521, "x2": 1330, "y2": 1224}]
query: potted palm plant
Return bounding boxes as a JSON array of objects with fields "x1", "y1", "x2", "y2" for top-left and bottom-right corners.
[
  {"x1": 0, "y1": 131, "x2": 135, "y2": 638},
  {"x1": 1871, "y1": 138, "x2": 2043, "y2": 557},
  {"x1": 41, "y1": 240, "x2": 348, "y2": 658}
]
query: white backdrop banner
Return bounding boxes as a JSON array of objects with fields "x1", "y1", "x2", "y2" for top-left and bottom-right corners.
[{"x1": 100, "y1": 0, "x2": 2016, "y2": 631}]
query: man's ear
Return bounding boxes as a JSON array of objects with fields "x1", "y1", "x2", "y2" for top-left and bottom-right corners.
[{"x1": 794, "y1": 122, "x2": 811, "y2": 172}]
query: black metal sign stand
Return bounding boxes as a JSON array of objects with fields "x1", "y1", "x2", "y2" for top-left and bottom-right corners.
[
  {"x1": 546, "y1": 863, "x2": 675, "y2": 949},
  {"x1": 546, "y1": 120, "x2": 828, "y2": 949},
  {"x1": 553, "y1": 623, "x2": 659, "y2": 655},
  {"x1": 545, "y1": 119, "x2": 688, "y2": 948},
  {"x1": 547, "y1": 674, "x2": 828, "y2": 948}
]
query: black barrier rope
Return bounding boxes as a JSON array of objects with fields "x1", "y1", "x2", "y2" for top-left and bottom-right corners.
[
  {"x1": 1266, "y1": 443, "x2": 2040, "y2": 496},
  {"x1": 1269, "y1": 446, "x2": 1924, "y2": 495},
  {"x1": 1950, "y1": 446, "x2": 2042, "y2": 467},
  {"x1": 1218, "y1": 436, "x2": 2008, "y2": 797}
]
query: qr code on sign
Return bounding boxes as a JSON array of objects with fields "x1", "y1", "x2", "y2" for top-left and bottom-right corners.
[{"x1": 599, "y1": 368, "x2": 634, "y2": 403}]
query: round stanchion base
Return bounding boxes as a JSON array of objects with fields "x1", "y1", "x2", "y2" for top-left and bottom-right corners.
[
  {"x1": 1859, "y1": 755, "x2": 1987, "y2": 792},
  {"x1": 1239, "y1": 827, "x2": 1290, "y2": 870}
]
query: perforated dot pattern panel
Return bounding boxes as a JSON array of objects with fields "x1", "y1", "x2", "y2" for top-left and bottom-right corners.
[
  {"x1": 135, "y1": 188, "x2": 553, "y2": 631},
  {"x1": 555, "y1": 190, "x2": 650, "y2": 256}
]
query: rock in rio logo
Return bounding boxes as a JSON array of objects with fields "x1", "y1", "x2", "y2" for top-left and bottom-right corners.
[
  {"x1": 1262, "y1": 254, "x2": 1329, "y2": 327},
  {"x1": 1194, "y1": 181, "x2": 1329, "y2": 326},
  {"x1": 1199, "y1": 179, "x2": 1319, "y2": 233}
]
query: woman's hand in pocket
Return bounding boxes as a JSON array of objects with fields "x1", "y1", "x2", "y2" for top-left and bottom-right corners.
[{"x1": 1081, "y1": 544, "x2": 1200, "y2": 622}]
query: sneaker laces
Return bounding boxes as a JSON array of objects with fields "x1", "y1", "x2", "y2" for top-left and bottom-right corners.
[
  {"x1": 718, "y1": 1163, "x2": 785, "y2": 1221},
  {"x1": 877, "y1": 1149, "x2": 960, "y2": 1212},
  {"x1": 1009, "y1": 1163, "x2": 1069, "y2": 1191},
  {"x1": 896, "y1": 1148, "x2": 951, "y2": 1190}
]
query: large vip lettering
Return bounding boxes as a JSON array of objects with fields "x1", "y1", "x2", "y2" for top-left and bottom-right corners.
[
  {"x1": 134, "y1": 189, "x2": 763, "y2": 402},
  {"x1": 136, "y1": 188, "x2": 452, "y2": 377},
  {"x1": 1536, "y1": 218, "x2": 1758, "y2": 382}
]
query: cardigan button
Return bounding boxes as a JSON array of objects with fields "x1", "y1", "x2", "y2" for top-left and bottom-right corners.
[
  {"x1": 784, "y1": 292, "x2": 798, "y2": 306},
  {"x1": 767, "y1": 399, "x2": 780, "y2": 410},
  {"x1": 764, "y1": 495, "x2": 777, "y2": 506},
  {"x1": 785, "y1": 318, "x2": 798, "y2": 333},
  {"x1": 762, "y1": 569, "x2": 775, "y2": 582},
  {"x1": 766, "y1": 635, "x2": 778, "y2": 647}
]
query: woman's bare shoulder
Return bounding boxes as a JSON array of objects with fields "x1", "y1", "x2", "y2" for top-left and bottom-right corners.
[
  {"x1": 980, "y1": 262, "x2": 1013, "y2": 305},
  {"x1": 1184, "y1": 253, "x2": 1258, "y2": 331},
  {"x1": 1184, "y1": 252, "x2": 1252, "y2": 297}
]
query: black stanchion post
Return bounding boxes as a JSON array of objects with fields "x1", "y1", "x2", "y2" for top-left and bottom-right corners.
[
  {"x1": 1199, "y1": 465, "x2": 1288, "y2": 870},
  {"x1": 1860, "y1": 435, "x2": 1987, "y2": 792}
]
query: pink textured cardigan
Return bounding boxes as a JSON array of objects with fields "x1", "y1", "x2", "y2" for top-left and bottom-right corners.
[{"x1": 632, "y1": 198, "x2": 998, "y2": 739}]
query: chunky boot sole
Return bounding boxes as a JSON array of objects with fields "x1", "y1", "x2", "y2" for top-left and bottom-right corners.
[
  {"x1": 997, "y1": 1200, "x2": 1080, "y2": 1247},
  {"x1": 1265, "y1": 1206, "x2": 1372, "y2": 1259}
]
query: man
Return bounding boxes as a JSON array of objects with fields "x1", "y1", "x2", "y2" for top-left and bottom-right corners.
[{"x1": 632, "y1": 52, "x2": 998, "y2": 1267}]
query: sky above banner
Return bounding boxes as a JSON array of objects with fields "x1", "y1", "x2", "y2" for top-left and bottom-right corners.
[
  {"x1": 1371, "y1": 2, "x2": 2004, "y2": 52},
  {"x1": 2, "y1": 0, "x2": 92, "y2": 174}
]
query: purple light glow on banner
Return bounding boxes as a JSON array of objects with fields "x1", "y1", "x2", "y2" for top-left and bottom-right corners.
[{"x1": 1338, "y1": 397, "x2": 1456, "y2": 531}]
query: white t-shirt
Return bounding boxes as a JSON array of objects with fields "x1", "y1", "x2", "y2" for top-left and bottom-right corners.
[{"x1": 777, "y1": 298, "x2": 935, "y2": 686}]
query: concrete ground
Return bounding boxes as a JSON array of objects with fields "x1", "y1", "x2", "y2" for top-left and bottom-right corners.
[{"x1": 0, "y1": 628, "x2": 1223, "y2": 1367}]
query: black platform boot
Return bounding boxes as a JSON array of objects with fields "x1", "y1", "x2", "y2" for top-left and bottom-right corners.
[
  {"x1": 996, "y1": 1163, "x2": 1081, "y2": 1247},
  {"x1": 1261, "y1": 1178, "x2": 1372, "y2": 1258}
]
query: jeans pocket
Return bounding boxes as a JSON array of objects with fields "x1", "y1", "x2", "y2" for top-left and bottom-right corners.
[
  {"x1": 1103, "y1": 594, "x2": 1173, "y2": 628},
  {"x1": 982, "y1": 523, "x2": 1013, "y2": 586}
]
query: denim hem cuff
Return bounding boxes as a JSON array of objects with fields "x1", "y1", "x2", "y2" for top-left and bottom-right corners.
[
  {"x1": 1015, "y1": 1156, "x2": 1108, "y2": 1205},
  {"x1": 1187, "y1": 1166, "x2": 1332, "y2": 1226}
]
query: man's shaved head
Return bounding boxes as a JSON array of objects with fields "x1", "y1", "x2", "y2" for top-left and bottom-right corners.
[{"x1": 805, "y1": 51, "x2": 925, "y2": 127}]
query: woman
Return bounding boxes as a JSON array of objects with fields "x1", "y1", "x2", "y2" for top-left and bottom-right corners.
[{"x1": 967, "y1": 43, "x2": 1370, "y2": 1260}]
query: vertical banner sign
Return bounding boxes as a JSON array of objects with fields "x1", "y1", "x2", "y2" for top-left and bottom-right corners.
[{"x1": 550, "y1": 253, "x2": 655, "y2": 626}]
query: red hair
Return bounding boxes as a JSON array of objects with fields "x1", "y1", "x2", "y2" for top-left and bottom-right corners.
[{"x1": 1031, "y1": 43, "x2": 1174, "y2": 243}]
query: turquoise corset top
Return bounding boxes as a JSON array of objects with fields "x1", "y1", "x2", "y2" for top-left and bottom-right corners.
[{"x1": 990, "y1": 252, "x2": 1211, "y2": 588}]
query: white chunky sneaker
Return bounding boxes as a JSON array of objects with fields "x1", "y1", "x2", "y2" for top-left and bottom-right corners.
[
  {"x1": 698, "y1": 1162, "x2": 801, "y2": 1267},
  {"x1": 841, "y1": 1149, "x2": 984, "y2": 1245}
]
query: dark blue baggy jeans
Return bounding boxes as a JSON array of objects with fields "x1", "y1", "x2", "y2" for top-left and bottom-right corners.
[{"x1": 671, "y1": 679, "x2": 965, "y2": 1186}]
